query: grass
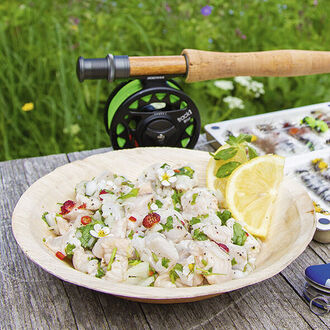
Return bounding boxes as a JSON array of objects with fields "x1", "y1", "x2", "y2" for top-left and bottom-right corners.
[{"x1": 1, "y1": 0, "x2": 330, "y2": 160}]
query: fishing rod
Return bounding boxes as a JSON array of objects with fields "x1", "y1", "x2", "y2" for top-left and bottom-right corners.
[{"x1": 77, "y1": 49, "x2": 330, "y2": 149}]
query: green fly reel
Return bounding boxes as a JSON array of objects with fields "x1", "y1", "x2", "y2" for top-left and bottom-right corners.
[{"x1": 104, "y1": 78, "x2": 200, "y2": 149}]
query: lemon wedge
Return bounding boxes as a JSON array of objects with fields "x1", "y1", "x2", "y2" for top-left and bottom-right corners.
[
  {"x1": 225, "y1": 154, "x2": 284, "y2": 238},
  {"x1": 206, "y1": 144, "x2": 248, "y2": 200}
]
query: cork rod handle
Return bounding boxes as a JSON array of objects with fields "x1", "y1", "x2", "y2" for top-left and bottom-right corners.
[{"x1": 182, "y1": 49, "x2": 330, "y2": 82}]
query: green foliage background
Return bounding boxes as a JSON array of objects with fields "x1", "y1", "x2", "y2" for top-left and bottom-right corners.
[{"x1": 1, "y1": 0, "x2": 330, "y2": 160}]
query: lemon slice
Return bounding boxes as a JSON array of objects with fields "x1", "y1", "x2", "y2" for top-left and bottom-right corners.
[
  {"x1": 206, "y1": 144, "x2": 248, "y2": 200},
  {"x1": 225, "y1": 155, "x2": 284, "y2": 238}
]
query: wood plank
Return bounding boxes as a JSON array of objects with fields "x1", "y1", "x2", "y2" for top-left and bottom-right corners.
[
  {"x1": 0, "y1": 155, "x2": 78, "y2": 328},
  {"x1": 140, "y1": 272, "x2": 326, "y2": 330},
  {"x1": 308, "y1": 241, "x2": 330, "y2": 263},
  {"x1": 280, "y1": 247, "x2": 330, "y2": 328}
]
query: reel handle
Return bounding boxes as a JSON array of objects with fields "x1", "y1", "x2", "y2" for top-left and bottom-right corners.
[{"x1": 182, "y1": 49, "x2": 330, "y2": 82}]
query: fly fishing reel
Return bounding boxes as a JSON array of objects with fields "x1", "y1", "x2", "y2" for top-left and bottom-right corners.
[{"x1": 77, "y1": 55, "x2": 200, "y2": 149}]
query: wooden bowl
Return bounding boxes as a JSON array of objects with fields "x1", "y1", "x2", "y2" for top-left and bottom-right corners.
[{"x1": 12, "y1": 148, "x2": 316, "y2": 303}]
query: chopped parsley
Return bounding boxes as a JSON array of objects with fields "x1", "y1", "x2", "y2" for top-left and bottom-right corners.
[
  {"x1": 118, "y1": 188, "x2": 139, "y2": 200},
  {"x1": 174, "y1": 166, "x2": 195, "y2": 179},
  {"x1": 190, "y1": 217, "x2": 201, "y2": 226},
  {"x1": 159, "y1": 216, "x2": 174, "y2": 232},
  {"x1": 169, "y1": 263, "x2": 183, "y2": 283},
  {"x1": 231, "y1": 258, "x2": 237, "y2": 266},
  {"x1": 217, "y1": 210, "x2": 232, "y2": 226},
  {"x1": 191, "y1": 193, "x2": 198, "y2": 205},
  {"x1": 65, "y1": 243, "x2": 76, "y2": 259},
  {"x1": 201, "y1": 259, "x2": 208, "y2": 267},
  {"x1": 152, "y1": 252, "x2": 159, "y2": 262},
  {"x1": 171, "y1": 190, "x2": 183, "y2": 212},
  {"x1": 196, "y1": 267, "x2": 222, "y2": 276},
  {"x1": 128, "y1": 230, "x2": 134, "y2": 240},
  {"x1": 95, "y1": 261, "x2": 105, "y2": 278},
  {"x1": 232, "y1": 222, "x2": 247, "y2": 246},
  {"x1": 192, "y1": 229, "x2": 208, "y2": 241},
  {"x1": 41, "y1": 212, "x2": 50, "y2": 227},
  {"x1": 76, "y1": 221, "x2": 104, "y2": 249},
  {"x1": 155, "y1": 200, "x2": 163, "y2": 208},
  {"x1": 161, "y1": 257, "x2": 170, "y2": 268}
]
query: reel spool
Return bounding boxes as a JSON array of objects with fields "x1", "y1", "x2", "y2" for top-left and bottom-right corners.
[{"x1": 104, "y1": 78, "x2": 200, "y2": 149}]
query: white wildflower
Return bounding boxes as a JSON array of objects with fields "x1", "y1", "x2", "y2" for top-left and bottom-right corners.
[
  {"x1": 223, "y1": 96, "x2": 244, "y2": 109},
  {"x1": 157, "y1": 168, "x2": 177, "y2": 187},
  {"x1": 90, "y1": 224, "x2": 111, "y2": 238},
  {"x1": 214, "y1": 80, "x2": 234, "y2": 91},
  {"x1": 234, "y1": 76, "x2": 252, "y2": 87}
]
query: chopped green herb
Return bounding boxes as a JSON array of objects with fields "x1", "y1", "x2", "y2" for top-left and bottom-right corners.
[
  {"x1": 216, "y1": 161, "x2": 241, "y2": 178},
  {"x1": 155, "y1": 200, "x2": 163, "y2": 208},
  {"x1": 134, "y1": 248, "x2": 140, "y2": 260},
  {"x1": 160, "y1": 216, "x2": 174, "y2": 232},
  {"x1": 161, "y1": 257, "x2": 170, "y2": 268},
  {"x1": 174, "y1": 166, "x2": 195, "y2": 179},
  {"x1": 217, "y1": 210, "x2": 232, "y2": 226},
  {"x1": 65, "y1": 243, "x2": 76, "y2": 259},
  {"x1": 191, "y1": 193, "x2": 198, "y2": 205},
  {"x1": 107, "y1": 247, "x2": 117, "y2": 271},
  {"x1": 231, "y1": 258, "x2": 237, "y2": 266},
  {"x1": 192, "y1": 229, "x2": 208, "y2": 241},
  {"x1": 190, "y1": 217, "x2": 201, "y2": 226},
  {"x1": 76, "y1": 221, "x2": 104, "y2": 249},
  {"x1": 95, "y1": 261, "x2": 105, "y2": 278},
  {"x1": 118, "y1": 188, "x2": 139, "y2": 200},
  {"x1": 196, "y1": 267, "x2": 222, "y2": 276},
  {"x1": 128, "y1": 230, "x2": 134, "y2": 240},
  {"x1": 128, "y1": 259, "x2": 142, "y2": 266},
  {"x1": 42, "y1": 238, "x2": 46, "y2": 242},
  {"x1": 232, "y1": 222, "x2": 247, "y2": 246},
  {"x1": 41, "y1": 212, "x2": 50, "y2": 227},
  {"x1": 212, "y1": 147, "x2": 238, "y2": 160},
  {"x1": 171, "y1": 191, "x2": 183, "y2": 212},
  {"x1": 169, "y1": 263, "x2": 183, "y2": 283},
  {"x1": 248, "y1": 146, "x2": 258, "y2": 159},
  {"x1": 152, "y1": 252, "x2": 159, "y2": 262},
  {"x1": 201, "y1": 259, "x2": 208, "y2": 267},
  {"x1": 160, "y1": 163, "x2": 170, "y2": 169}
]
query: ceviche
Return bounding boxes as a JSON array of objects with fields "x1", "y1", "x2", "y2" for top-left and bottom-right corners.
[{"x1": 42, "y1": 163, "x2": 261, "y2": 288}]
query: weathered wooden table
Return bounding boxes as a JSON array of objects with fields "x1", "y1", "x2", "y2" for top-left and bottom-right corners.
[{"x1": 1, "y1": 136, "x2": 329, "y2": 329}]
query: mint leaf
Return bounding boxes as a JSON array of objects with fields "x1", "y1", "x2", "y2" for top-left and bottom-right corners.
[
  {"x1": 161, "y1": 257, "x2": 170, "y2": 268},
  {"x1": 190, "y1": 217, "x2": 201, "y2": 226},
  {"x1": 65, "y1": 243, "x2": 76, "y2": 259},
  {"x1": 248, "y1": 146, "x2": 258, "y2": 159},
  {"x1": 213, "y1": 147, "x2": 238, "y2": 160},
  {"x1": 192, "y1": 229, "x2": 208, "y2": 241},
  {"x1": 226, "y1": 134, "x2": 252, "y2": 145},
  {"x1": 232, "y1": 222, "x2": 247, "y2": 246},
  {"x1": 191, "y1": 193, "x2": 198, "y2": 205},
  {"x1": 95, "y1": 261, "x2": 105, "y2": 278},
  {"x1": 169, "y1": 263, "x2": 183, "y2": 283},
  {"x1": 217, "y1": 210, "x2": 232, "y2": 226},
  {"x1": 216, "y1": 161, "x2": 241, "y2": 178},
  {"x1": 41, "y1": 212, "x2": 50, "y2": 227},
  {"x1": 175, "y1": 166, "x2": 195, "y2": 179}
]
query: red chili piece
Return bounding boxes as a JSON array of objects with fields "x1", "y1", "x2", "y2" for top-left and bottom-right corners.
[
  {"x1": 99, "y1": 189, "x2": 109, "y2": 201},
  {"x1": 142, "y1": 213, "x2": 160, "y2": 228},
  {"x1": 81, "y1": 216, "x2": 92, "y2": 225},
  {"x1": 174, "y1": 169, "x2": 180, "y2": 173},
  {"x1": 245, "y1": 232, "x2": 249, "y2": 236},
  {"x1": 56, "y1": 251, "x2": 66, "y2": 260},
  {"x1": 78, "y1": 203, "x2": 87, "y2": 209},
  {"x1": 215, "y1": 242, "x2": 229, "y2": 253},
  {"x1": 60, "y1": 200, "x2": 76, "y2": 215},
  {"x1": 289, "y1": 127, "x2": 299, "y2": 135},
  {"x1": 129, "y1": 216, "x2": 137, "y2": 222}
]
